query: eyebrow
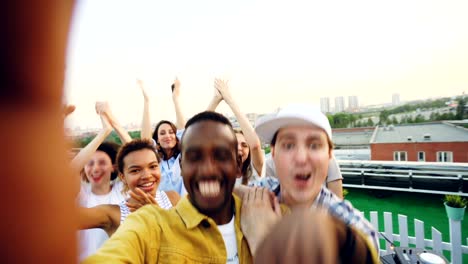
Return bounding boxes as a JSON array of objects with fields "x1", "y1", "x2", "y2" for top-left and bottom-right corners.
[{"x1": 278, "y1": 133, "x2": 323, "y2": 141}]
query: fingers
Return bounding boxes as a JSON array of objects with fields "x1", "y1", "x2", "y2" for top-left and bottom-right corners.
[
  {"x1": 273, "y1": 196, "x2": 282, "y2": 216},
  {"x1": 126, "y1": 201, "x2": 140, "y2": 212},
  {"x1": 148, "y1": 193, "x2": 157, "y2": 204},
  {"x1": 128, "y1": 188, "x2": 146, "y2": 204},
  {"x1": 256, "y1": 187, "x2": 264, "y2": 201}
]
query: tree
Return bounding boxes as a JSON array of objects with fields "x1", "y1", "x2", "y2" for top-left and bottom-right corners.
[
  {"x1": 456, "y1": 98, "x2": 466, "y2": 120},
  {"x1": 366, "y1": 118, "x2": 374, "y2": 127},
  {"x1": 414, "y1": 114, "x2": 425, "y2": 123},
  {"x1": 379, "y1": 110, "x2": 389, "y2": 125},
  {"x1": 391, "y1": 116, "x2": 398, "y2": 124}
]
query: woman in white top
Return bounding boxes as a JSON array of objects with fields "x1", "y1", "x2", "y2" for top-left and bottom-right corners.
[
  {"x1": 70, "y1": 103, "x2": 130, "y2": 260},
  {"x1": 207, "y1": 78, "x2": 265, "y2": 185},
  {"x1": 78, "y1": 139, "x2": 180, "y2": 236}
]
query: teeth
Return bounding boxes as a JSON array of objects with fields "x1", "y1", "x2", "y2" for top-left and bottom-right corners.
[
  {"x1": 199, "y1": 181, "x2": 220, "y2": 197},
  {"x1": 140, "y1": 182, "x2": 153, "y2": 187}
]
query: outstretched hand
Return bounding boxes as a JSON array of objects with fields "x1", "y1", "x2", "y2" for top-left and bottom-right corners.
[
  {"x1": 95, "y1": 101, "x2": 110, "y2": 115},
  {"x1": 214, "y1": 78, "x2": 233, "y2": 103},
  {"x1": 137, "y1": 79, "x2": 149, "y2": 101},
  {"x1": 126, "y1": 188, "x2": 158, "y2": 212},
  {"x1": 62, "y1": 104, "x2": 76, "y2": 118},
  {"x1": 241, "y1": 187, "x2": 281, "y2": 256},
  {"x1": 171, "y1": 78, "x2": 181, "y2": 97}
]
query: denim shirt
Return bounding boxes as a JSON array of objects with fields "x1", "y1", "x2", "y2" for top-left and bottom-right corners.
[{"x1": 156, "y1": 129, "x2": 186, "y2": 195}]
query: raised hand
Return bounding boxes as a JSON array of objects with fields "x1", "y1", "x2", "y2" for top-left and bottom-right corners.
[
  {"x1": 241, "y1": 187, "x2": 282, "y2": 256},
  {"x1": 137, "y1": 79, "x2": 149, "y2": 101},
  {"x1": 171, "y1": 78, "x2": 181, "y2": 98},
  {"x1": 213, "y1": 78, "x2": 233, "y2": 103},
  {"x1": 95, "y1": 101, "x2": 132, "y2": 143},
  {"x1": 95, "y1": 101, "x2": 110, "y2": 116},
  {"x1": 62, "y1": 104, "x2": 76, "y2": 118}
]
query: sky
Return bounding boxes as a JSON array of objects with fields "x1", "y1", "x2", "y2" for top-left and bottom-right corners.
[{"x1": 64, "y1": 0, "x2": 468, "y2": 129}]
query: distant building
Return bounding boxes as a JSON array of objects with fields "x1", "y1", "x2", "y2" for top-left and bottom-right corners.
[
  {"x1": 334, "y1": 96, "x2": 345, "y2": 113},
  {"x1": 392, "y1": 93, "x2": 400, "y2": 106},
  {"x1": 332, "y1": 127, "x2": 374, "y2": 160},
  {"x1": 348, "y1": 96, "x2": 359, "y2": 112},
  {"x1": 370, "y1": 122, "x2": 468, "y2": 162},
  {"x1": 320, "y1": 97, "x2": 330, "y2": 113}
]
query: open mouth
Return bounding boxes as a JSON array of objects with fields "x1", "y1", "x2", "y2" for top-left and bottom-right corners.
[
  {"x1": 295, "y1": 173, "x2": 311, "y2": 181},
  {"x1": 91, "y1": 174, "x2": 104, "y2": 183},
  {"x1": 198, "y1": 180, "x2": 221, "y2": 198}
]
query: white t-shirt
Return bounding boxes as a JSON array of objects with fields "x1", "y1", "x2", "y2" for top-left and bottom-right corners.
[
  {"x1": 217, "y1": 216, "x2": 239, "y2": 264},
  {"x1": 78, "y1": 180, "x2": 125, "y2": 261}
]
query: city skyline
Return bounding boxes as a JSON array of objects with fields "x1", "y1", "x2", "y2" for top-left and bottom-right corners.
[{"x1": 64, "y1": 0, "x2": 468, "y2": 129}]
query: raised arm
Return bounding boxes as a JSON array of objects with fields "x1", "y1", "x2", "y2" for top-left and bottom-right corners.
[
  {"x1": 171, "y1": 78, "x2": 186, "y2": 129},
  {"x1": 96, "y1": 101, "x2": 132, "y2": 144},
  {"x1": 215, "y1": 78, "x2": 264, "y2": 175},
  {"x1": 70, "y1": 111, "x2": 112, "y2": 177},
  {"x1": 206, "y1": 82, "x2": 223, "y2": 111},
  {"x1": 138, "y1": 79, "x2": 152, "y2": 140}
]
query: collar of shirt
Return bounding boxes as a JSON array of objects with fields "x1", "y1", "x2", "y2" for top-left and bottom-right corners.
[{"x1": 175, "y1": 194, "x2": 241, "y2": 229}]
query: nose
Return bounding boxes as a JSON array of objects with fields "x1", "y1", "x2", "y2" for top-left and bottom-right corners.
[
  {"x1": 199, "y1": 157, "x2": 217, "y2": 176},
  {"x1": 140, "y1": 168, "x2": 151, "y2": 179},
  {"x1": 294, "y1": 145, "x2": 308, "y2": 165}
]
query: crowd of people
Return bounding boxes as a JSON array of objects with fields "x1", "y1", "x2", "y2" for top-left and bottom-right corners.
[
  {"x1": 64, "y1": 77, "x2": 380, "y2": 263},
  {"x1": 5, "y1": 3, "x2": 380, "y2": 262}
]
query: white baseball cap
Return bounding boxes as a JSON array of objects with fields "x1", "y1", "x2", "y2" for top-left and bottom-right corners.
[{"x1": 255, "y1": 104, "x2": 332, "y2": 144}]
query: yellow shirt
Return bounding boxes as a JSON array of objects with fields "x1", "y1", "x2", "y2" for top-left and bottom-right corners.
[{"x1": 83, "y1": 194, "x2": 252, "y2": 264}]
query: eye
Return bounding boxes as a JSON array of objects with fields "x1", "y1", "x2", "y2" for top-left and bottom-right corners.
[
  {"x1": 214, "y1": 149, "x2": 232, "y2": 161},
  {"x1": 282, "y1": 142, "x2": 294, "y2": 150},
  {"x1": 150, "y1": 164, "x2": 159, "y2": 169},
  {"x1": 185, "y1": 151, "x2": 201, "y2": 162},
  {"x1": 309, "y1": 142, "x2": 323, "y2": 150},
  {"x1": 129, "y1": 169, "x2": 140, "y2": 174}
]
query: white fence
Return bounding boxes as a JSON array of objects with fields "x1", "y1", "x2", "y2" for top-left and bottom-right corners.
[{"x1": 368, "y1": 211, "x2": 468, "y2": 263}]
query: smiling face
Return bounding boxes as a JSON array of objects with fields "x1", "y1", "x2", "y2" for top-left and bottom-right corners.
[
  {"x1": 272, "y1": 125, "x2": 331, "y2": 208},
  {"x1": 157, "y1": 123, "x2": 177, "y2": 150},
  {"x1": 120, "y1": 149, "x2": 161, "y2": 198},
  {"x1": 180, "y1": 120, "x2": 240, "y2": 223},
  {"x1": 84, "y1": 150, "x2": 113, "y2": 188},
  {"x1": 236, "y1": 133, "x2": 249, "y2": 163}
]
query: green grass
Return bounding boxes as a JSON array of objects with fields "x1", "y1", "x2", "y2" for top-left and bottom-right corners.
[{"x1": 346, "y1": 188, "x2": 468, "y2": 263}]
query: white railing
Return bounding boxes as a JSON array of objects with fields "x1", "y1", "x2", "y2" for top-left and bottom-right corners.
[
  {"x1": 339, "y1": 160, "x2": 468, "y2": 196},
  {"x1": 367, "y1": 211, "x2": 467, "y2": 264}
]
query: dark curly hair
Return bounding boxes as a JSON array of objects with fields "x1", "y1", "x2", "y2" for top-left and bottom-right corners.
[{"x1": 116, "y1": 139, "x2": 159, "y2": 174}]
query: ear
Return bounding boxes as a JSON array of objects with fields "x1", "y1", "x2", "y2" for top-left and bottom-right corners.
[
  {"x1": 328, "y1": 147, "x2": 333, "y2": 159},
  {"x1": 112, "y1": 164, "x2": 117, "y2": 173},
  {"x1": 271, "y1": 146, "x2": 276, "y2": 158},
  {"x1": 118, "y1": 172, "x2": 126, "y2": 184}
]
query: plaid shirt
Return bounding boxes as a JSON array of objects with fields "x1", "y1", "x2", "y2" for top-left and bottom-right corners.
[{"x1": 249, "y1": 177, "x2": 380, "y2": 255}]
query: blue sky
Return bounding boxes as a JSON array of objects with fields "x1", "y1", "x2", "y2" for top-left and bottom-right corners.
[{"x1": 64, "y1": 0, "x2": 468, "y2": 129}]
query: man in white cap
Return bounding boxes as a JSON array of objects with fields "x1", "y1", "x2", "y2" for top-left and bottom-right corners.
[{"x1": 241, "y1": 104, "x2": 380, "y2": 263}]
